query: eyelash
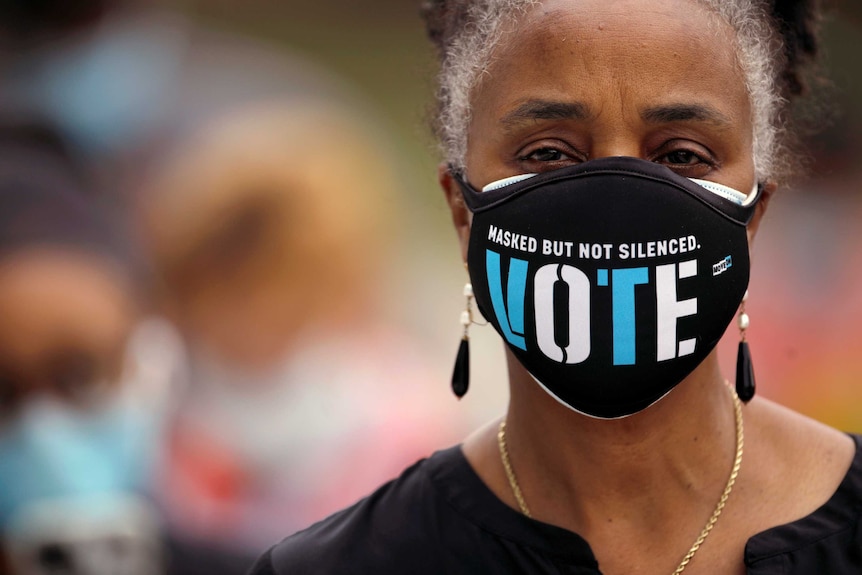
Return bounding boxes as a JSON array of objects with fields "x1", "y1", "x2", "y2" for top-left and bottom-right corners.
[
  {"x1": 651, "y1": 141, "x2": 718, "y2": 175},
  {"x1": 517, "y1": 142, "x2": 585, "y2": 168},
  {"x1": 517, "y1": 140, "x2": 717, "y2": 175}
]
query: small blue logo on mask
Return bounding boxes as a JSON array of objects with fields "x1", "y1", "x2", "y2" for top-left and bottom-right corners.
[{"x1": 712, "y1": 256, "x2": 733, "y2": 276}]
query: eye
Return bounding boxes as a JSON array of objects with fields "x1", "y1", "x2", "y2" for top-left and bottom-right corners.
[
  {"x1": 527, "y1": 148, "x2": 568, "y2": 162},
  {"x1": 517, "y1": 142, "x2": 585, "y2": 172},
  {"x1": 663, "y1": 150, "x2": 701, "y2": 165},
  {"x1": 48, "y1": 350, "x2": 98, "y2": 403},
  {"x1": 0, "y1": 371, "x2": 23, "y2": 417},
  {"x1": 652, "y1": 141, "x2": 717, "y2": 177}
]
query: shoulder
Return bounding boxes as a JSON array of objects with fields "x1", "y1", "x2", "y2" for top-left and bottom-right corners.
[
  {"x1": 253, "y1": 442, "x2": 596, "y2": 575},
  {"x1": 743, "y1": 427, "x2": 862, "y2": 573},
  {"x1": 744, "y1": 397, "x2": 856, "y2": 512},
  {"x1": 738, "y1": 399, "x2": 862, "y2": 551},
  {"x1": 256, "y1": 448, "x2": 457, "y2": 575}
]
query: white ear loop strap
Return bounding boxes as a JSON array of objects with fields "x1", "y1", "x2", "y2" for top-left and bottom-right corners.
[
  {"x1": 689, "y1": 178, "x2": 759, "y2": 207},
  {"x1": 481, "y1": 173, "x2": 758, "y2": 207},
  {"x1": 481, "y1": 173, "x2": 537, "y2": 192}
]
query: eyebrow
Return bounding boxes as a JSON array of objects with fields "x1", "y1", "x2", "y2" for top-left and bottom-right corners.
[
  {"x1": 500, "y1": 99, "x2": 592, "y2": 128},
  {"x1": 640, "y1": 103, "x2": 732, "y2": 127}
]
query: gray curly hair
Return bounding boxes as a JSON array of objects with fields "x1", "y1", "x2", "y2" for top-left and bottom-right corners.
[{"x1": 421, "y1": 0, "x2": 821, "y2": 184}]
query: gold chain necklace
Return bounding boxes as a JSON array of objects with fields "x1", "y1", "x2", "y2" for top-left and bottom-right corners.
[{"x1": 497, "y1": 385, "x2": 744, "y2": 575}]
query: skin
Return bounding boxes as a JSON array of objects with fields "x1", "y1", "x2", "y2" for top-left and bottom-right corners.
[
  {"x1": 0, "y1": 249, "x2": 137, "y2": 410},
  {"x1": 439, "y1": 1, "x2": 855, "y2": 573}
]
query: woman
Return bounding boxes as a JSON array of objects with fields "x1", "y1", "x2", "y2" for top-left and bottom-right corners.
[{"x1": 250, "y1": 0, "x2": 862, "y2": 573}]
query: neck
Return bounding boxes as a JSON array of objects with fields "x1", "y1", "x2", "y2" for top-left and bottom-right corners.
[{"x1": 502, "y1": 350, "x2": 738, "y2": 536}]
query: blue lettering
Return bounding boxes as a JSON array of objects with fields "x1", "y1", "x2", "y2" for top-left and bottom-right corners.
[
  {"x1": 486, "y1": 250, "x2": 528, "y2": 350},
  {"x1": 597, "y1": 269, "x2": 609, "y2": 287},
  {"x1": 611, "y1": 268, "x2": 650, "y2": 365}
]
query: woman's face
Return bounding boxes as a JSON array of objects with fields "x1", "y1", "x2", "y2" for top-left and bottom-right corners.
[{"x1": 463, "y1": 0, "x2": 756, "y2": 194}]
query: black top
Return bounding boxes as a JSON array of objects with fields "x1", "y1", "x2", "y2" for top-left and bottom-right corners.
[{"x1": 249, "y1": 435, "x2": 862, "y2": 574}]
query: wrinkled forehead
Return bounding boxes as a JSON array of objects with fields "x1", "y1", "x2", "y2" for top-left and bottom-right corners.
[
  {"x1": 471, "y1": 0, "x2": 748, "y2": 124},
  {"x1": 499, "y1": 0, "x2": 735, "y2": 65}
]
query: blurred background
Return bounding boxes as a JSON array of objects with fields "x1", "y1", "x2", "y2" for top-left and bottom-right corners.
[{"x1": 0, "y1": 1, "x2": 858, "y2": 574}]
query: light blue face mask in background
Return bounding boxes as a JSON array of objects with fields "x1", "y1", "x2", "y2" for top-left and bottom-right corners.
[
  {"x1": 0, "y1": 10, "x2": 187, "y2": 158},
  {"x1": 0, "y1": 395, "x2": 163, "y2": 575}
]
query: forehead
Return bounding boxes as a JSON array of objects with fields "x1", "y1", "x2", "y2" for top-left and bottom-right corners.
[
  {"x1": 0, "y1": 250, "x2": 135, "y2": 361},
  {"x1": 473, "y1": 0, "x2": 749, "y2": 127},
  {"x1": 512, "y1": 0, "x2": 731, "y2": 63}
]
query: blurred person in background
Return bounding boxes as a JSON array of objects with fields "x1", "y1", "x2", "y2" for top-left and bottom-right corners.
[
  {"x1": 0, "y1": 121, "x2": 258, "y2": 575},
  {"x1": 1, "y1": 0, "x2": 467, "y2": 567},
  {"x1": 137, "y1": 100, "x2": 465, "y2": 556},
  {"x1": 0, "y1": 121, "x2": 167, "y2": 575}
]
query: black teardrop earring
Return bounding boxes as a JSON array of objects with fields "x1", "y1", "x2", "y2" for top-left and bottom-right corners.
[
  {"x1": 451, "y1": 281, "x2": 473, "y2": 398},
  {"x1": 735, "y1": 290, "x2": 756, "y2": 402}
]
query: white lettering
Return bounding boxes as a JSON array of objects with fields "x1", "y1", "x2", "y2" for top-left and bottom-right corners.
[
  {"x1": 488, "y1": 226, "x2": 538, "y2": 253},
  {"x1": 619, "y1": 244, "x2": 630, "y2": 260},
  {"x1": 655, "y1": 260, "x2": 698, "y2": 361},
  {"x1": 534, "y1": 264, "x2": 591, "y2": 364}
]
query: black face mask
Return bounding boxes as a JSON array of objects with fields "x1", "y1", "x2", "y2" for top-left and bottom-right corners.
[{"x1": 455, "y1": 157, "x2": 761, "y2": 419}]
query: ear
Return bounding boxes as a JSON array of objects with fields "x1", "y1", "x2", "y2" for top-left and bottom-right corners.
[
  {"x1": 439, "y1": 163, "x2": 472, "y2": 263},
  {"x1": 746, "y1": 180, "x2": 776, "y2": 245}
]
